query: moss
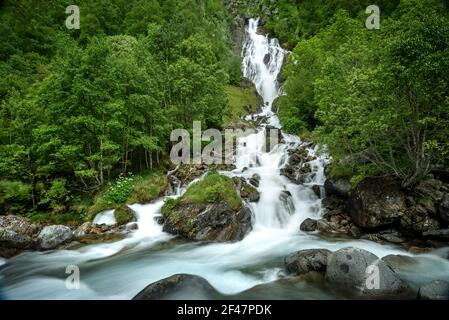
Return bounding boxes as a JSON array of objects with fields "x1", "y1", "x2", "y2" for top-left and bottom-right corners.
[
  {"x1": 182, "y1": 173, "x2": 242, "y2": 210},
  {"x1": 223, "y1": 85, "x2": 258, "y2": 128},
  {"x1": 161, "y1": 198, "x2": 180, "y2": 217},
  {"x1": 89, "y1": 171, "x2": 167, "y2": 219},
  {"x1": 114, "y1": 205, "x2": 134, "y2": 225}
]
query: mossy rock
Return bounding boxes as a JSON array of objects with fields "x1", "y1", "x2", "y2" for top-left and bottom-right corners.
[
  {"x1": 114, "y1": 205, "x2": 135, "y2": 226},
  {"x1": 161, "y1": 173, "x2": 252, "y2": 242}
]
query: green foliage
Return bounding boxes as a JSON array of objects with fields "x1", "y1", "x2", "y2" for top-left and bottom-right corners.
[
  {"x1": 161, "y1": 198, "x2": 180, "y2": 217},
  {"x1": 279, "y1": 0, "x2": 449, "y2": 186},
  {"x1": 224, "y1": 85, "x2": 258, "y2": 127},
  {"x1": 0, "y1": 0, "x2": 235, "y2": 218},
  {"x1": 181, "y1": 173, "x2": 242, "y2": 210}
]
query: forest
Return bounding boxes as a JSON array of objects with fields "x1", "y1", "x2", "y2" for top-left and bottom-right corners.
[
  {"x1": 0, "y1": 0, "x2": 247, "y2": 222},
  {"x1": 1, "y1": 0, "x2": 449, "y2": 224}
]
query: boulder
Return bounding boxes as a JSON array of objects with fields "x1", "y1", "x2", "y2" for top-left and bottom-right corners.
[
  {"x1": 163, "y1": 200, "x2": 252, "y2": 242},
  {"x1": 311, "y1": 185, "x2": 322, "y2": 198},
  {"x1": 439, "y1": 194, "x2": 449, "y2": 223},
  {"x1": 0, "y1": 215, "x2": 41, "y2": 237},
  {"x1": 285, "y1": 249, "x2": 331, "y2": 275},
  {"x1": 414, "y1": 179, "x2": 444, "y2": 201},
  {"x1": 422, "y1": 229, "x2": 449, "y2": 240},
  {"x1": 37, "y1": 225, "x2": 73, "y2": 250},
  {"x1": 0, "y1": 228, "x2": 34, "y2": 258},
  {"x1": 0, "y1": 215, "x2": 40, "y2": 258},
  {"x1": 249, "y1": 174, "x2": 261, "y2": 188},
  {"x1": 300, "y1": 218, "x2": 317, "y2": 232},
  {"x1": 233, "y1": 177, "x2": 260, "y2": 203},
  {"x1": 382, "y1": 255, "x2": 418, "y2": 272},
  {"x1": 133, "y1": 274, "x2": 220, "y2": 300},
  {"x1": 418, "y1": 280, "x2": 449, "y2": 300},
  {"x1": 325, "y1": 247, "x2": 410, "y2": 297},
  {"x1": 349, "y1": 177, "x2": 406, "y2": 228},
  {"x1": 400, "y1": 208, "x2": 440, "y2": 235},
  {"x1": 324, "y1": 177, "x2": 351, "y2": 198},
  {"x1": 74, "y1": 222, "x2": 92, "y2": 238}
]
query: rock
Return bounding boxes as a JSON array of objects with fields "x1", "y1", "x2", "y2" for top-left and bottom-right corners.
[
  {"x1": 414, "y1": 179, "x2": 444, "y2": 201},
  {"x1": 249, "y1": 174, "x2": 261, "y2": 188},
  {"x1": 0, "y1": 228, "x2": 34, "y2": 258},
  {"x1": 325, "y1": 247, "x2": 410, "y2": 297},
  {"x1": 439, "y1": 194, "x2": 449, "y2": 223},
  {"x1": 418, "y1": 280, "x2": 449, "y2": 300},
  {"x1": 279, "y1": 190, "x2": 295, "y2": 214},
  {"x1": 422, "y1": 229, "x2": 449, "y2": 240},
  {"x1": 311, "y1": 185, "x2": 322, "y2": 198},
  {"x1": 0, "y1": 216, "x2": 40, "y2": 258},
  {"x1": 163, "y1": 200, "x2": 252, "y2": 242},
  {"x1": 0, "y1": 215, "x2": 41, "y2": 237},
  {"x1": 400, "y1": 208, "x2": 440, "y2": 235},
  {"x1": 133, "y1": 274, "x2": 220, "y2": 300},
  {"x1": 349, "y1": 177, "x2": 406, "y2": 228},
  {"x1": 300, "y1": 218, "x2": 317, "y2": 232},
  {"x1": 37, "y1": 225, "x2": 73, "y2": 250},
  {"x1": 408, "y1": 246, "x2": 433, "y2": 255},
  {"x1": 285, "y1": 249, "x2": 331, "y2": 275},
  {"x1": 233, "y1": 177, "x2": 260, "y2": 202},
  {"x1": 74, "y1": 222, "x2": 92, "y2": 238},
  {"x1": 324, "y1": 177, "x2": 351, "y2": 198},
  {"x1": 382, "y1": 255, "x2": 418, "y2": 272}
]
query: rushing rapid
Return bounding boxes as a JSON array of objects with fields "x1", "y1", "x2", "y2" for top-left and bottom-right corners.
[{"x1": 1, "y1": 18, "x2": 448, "y2": 300}]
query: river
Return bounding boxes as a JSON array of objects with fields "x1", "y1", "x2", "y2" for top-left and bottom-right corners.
[{"x1": 1, "y1": 18, "x2": 448, "y2": 300}]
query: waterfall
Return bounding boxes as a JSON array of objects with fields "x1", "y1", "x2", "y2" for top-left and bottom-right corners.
[
  {"x1": 242, "y1": 18, "x2": 285, "y2": 115},
  {"x1": 2, "y1": 18, "x2": 448, "y2": 300}
]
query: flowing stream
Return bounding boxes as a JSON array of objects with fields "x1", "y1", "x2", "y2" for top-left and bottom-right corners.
[{"x1": 1, "y1": 18, "x2": 449, "y2": 300}]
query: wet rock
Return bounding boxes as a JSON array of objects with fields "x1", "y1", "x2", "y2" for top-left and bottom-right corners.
[
  {"x1": 400, "y1": 208, "x2": 440, "y2": 235},
  {"x1": 325, "y1": 247, "x2": 410, "y2": 297},
  {"x1": 74, "y1": 222, "x2": 92, "y2": 238},
  {"x1": 133, "y1": 274, "x2": 220, "y2": 300},
  {"x1": 0, "y1": 228, "x2": 34, "y2": 258},
  {"x1": 422, "y1": 229, "x2": 449, "y2": 240},
  {"x1": 439, "y1": 194, "x2": 449, "y2": 223},
  {"x1": 311, "y1": 185, "x2": 322, "y2": 198},
  {"x1": 279, "y1": 190, "x2": 295, "y2": 215},
  {"x1": 163, "y1": 200, "x2": 252, "y2": 242},
  {"x1": 300, "y1": 218, "x2": 317, "y2": 232},
  {"x1": 418, "y1": 280, "x2": 449, "y2": 300},
  {"x1": 414, "y1": 179, "x2": 444, "y2": 202},
  {"x1": 0, "y1": 215, "x2": 41, "y2": 237},
  {"x1": 382, "y1": 255, "x2": 418, "y2": 272},
  {"x1": 285, "y1": 249, "x2": 331, "y2": 275},
  {"x1": 233, "y1": 177, "x2": 260, "y2": 202},
  {"x1": 249, "y1": 174, "x2": 261, "y2": 188},
  {"x1": 349, "y1": 177, "x2": 406, "y2": 228},
  {"x1": 37, "y1": 225, "x2": 73, "y2": 250},
  {"x1": 324, "y1": 177, "x2": 351, "y2": 198}
]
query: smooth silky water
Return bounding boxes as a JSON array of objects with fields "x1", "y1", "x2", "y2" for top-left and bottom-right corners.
[{"x1": 1, "y1": 18, "x2": 449, "y2": 300}]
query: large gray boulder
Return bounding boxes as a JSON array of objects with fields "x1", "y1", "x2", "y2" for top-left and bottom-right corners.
[
  {"x1": 285, "y1": 249, "x2": 331, "y2": 275},
  {"x1": 325, "y1": 247, "x2": 410, "y2": 297},
  {"x1": 349, "y1": 177, "x2": 406, "y2": 228},
  {"x1": 418, "y1": 280, "x2": 449, "y2": 300},
  {"x1": 300, "y1": 218, "x2": 318, "y2": 232},
  {"x1": 133, "y1": 274, "x2": 221, "y2": 300},
  {"x1": 324, "y1": 177, "x2": 351, "y2": 198},
  {"x1": 37, "y1": 225, "x2": 73, "y2": 250},
  {"x1": 163, "y1": 201, "x2": 252, "y2": 242},
  {"x1": 0, "y1": 215, "x2": 40, "y2": 258}
]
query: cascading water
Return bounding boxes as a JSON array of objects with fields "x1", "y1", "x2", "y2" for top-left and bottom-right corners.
[{"x1": 1, "y1": 19, "x2": 449, "y2": 300}]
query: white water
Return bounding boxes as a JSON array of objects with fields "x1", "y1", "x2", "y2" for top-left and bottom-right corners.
[
  {"x1": 92, "y1": 210, "x2": 116, "y2": 226},
  {"x1": 1, "y1": 18, "x2": 449, "y2": 300}
]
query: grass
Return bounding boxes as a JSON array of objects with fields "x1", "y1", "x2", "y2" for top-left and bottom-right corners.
[
  {"x1": 162, "y1": 173, "x2": 242, "y2": 216},
  {"x1": 89, "y1": 171, "x2": 167, "y2": 221},
  {"x1": 223, "y1": 85, "x2": 258, "y2": 128}
]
